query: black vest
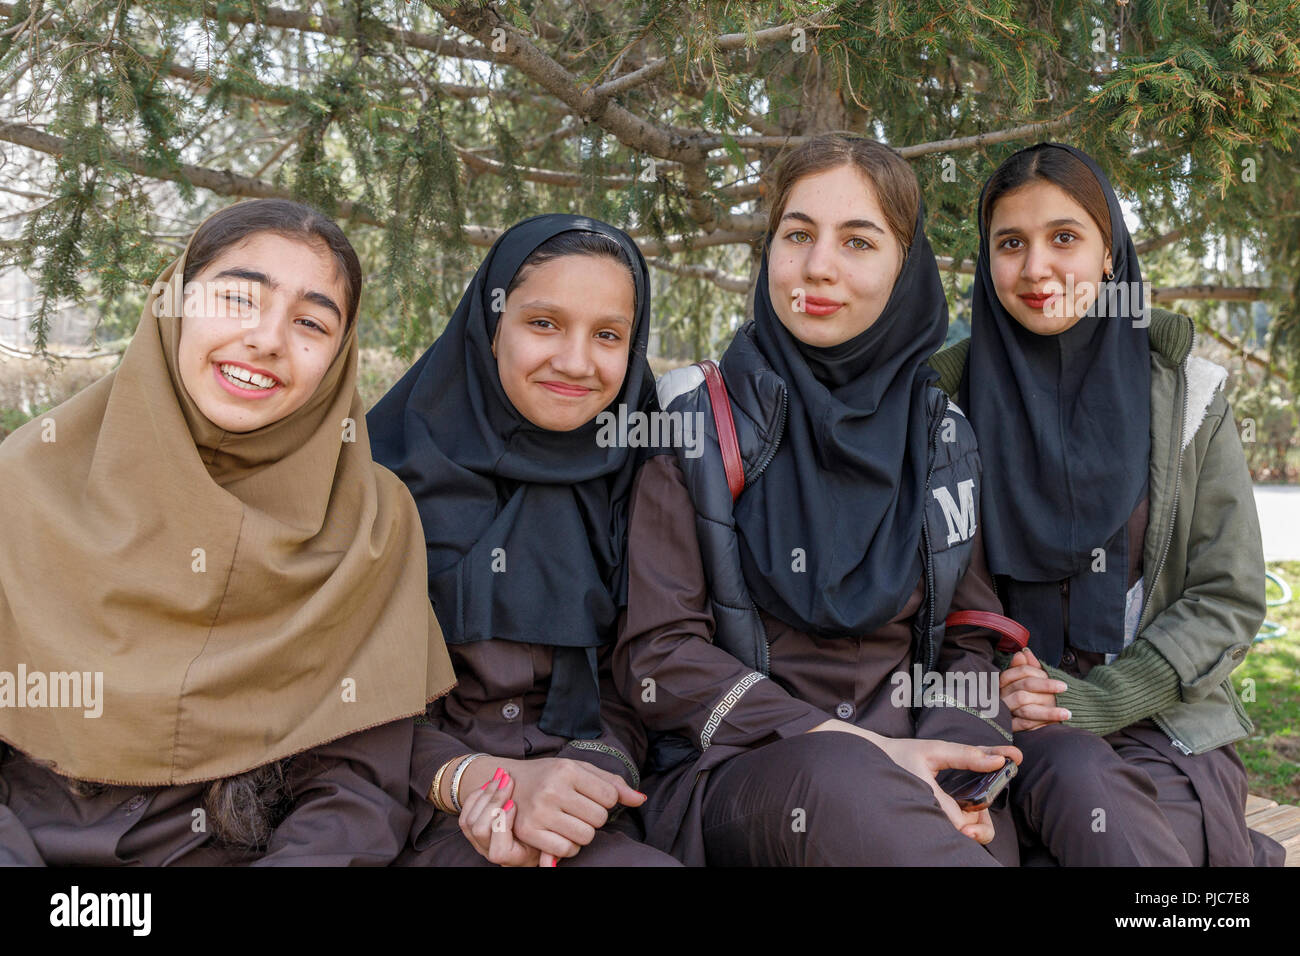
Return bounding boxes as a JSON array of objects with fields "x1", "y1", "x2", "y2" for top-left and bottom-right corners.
[{"x1": 646, "y1": 352, "x2": 983, "y2": 771}]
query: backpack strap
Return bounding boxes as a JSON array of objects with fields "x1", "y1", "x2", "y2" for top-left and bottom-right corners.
[
  {"x1": 694, "y1": 359, "x2": 744, "y2": 502},
  {"x1": 944, "y1": 610, "x2": 1029, "y2": 653}
]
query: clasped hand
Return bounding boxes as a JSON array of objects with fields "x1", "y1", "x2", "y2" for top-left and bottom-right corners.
[{"x1": 456, "y1": 757, "x2": 645, "y2": 867}]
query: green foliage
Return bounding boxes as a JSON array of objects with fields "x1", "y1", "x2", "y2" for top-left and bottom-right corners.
[{"x1": 0, "y1": 0, "x2": 1295, "y2": 373}]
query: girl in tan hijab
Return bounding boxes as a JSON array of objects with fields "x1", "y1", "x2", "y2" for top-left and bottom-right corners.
[{"x1": 0, "y1": 199, "x2": 455, "y2": 865}]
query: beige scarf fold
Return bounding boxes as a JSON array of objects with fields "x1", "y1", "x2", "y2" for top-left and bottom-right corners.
[{"x1": 0, "y1": 217, "x2": 455, "y2": 785}]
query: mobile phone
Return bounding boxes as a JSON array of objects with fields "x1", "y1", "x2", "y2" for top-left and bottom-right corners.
[{"x1": 936, "y1": 758, "x2": 1017, "y2": 811}]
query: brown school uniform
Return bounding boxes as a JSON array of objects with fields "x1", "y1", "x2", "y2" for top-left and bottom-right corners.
[
  {"x1": 614, "y1": 454, "x2": 1018, "y2": 866},
  {"x1": 0, "y1": 206, "x2": 455, "y2": 867},
  {"x1": 0, "y1": 720, "x2": 415, "y2": 866},
  {"x1": 397, "y1": 640, "x2": 679, "y2": 867}
]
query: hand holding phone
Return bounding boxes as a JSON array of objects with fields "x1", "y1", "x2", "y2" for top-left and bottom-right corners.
[{"x1": 936, "y1": 758, "x2": 1017, "y2": 811}]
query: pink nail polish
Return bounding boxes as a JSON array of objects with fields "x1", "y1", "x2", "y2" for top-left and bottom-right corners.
[
  {"x1": 480, "y1": 779, "x2": 491, "y2": 790},
  {"x1": 492, "y1": 767, "x2": 504, "y2": 782},
  {"x1": 551, "y1": 858, "x2": 558, "y2": 867},
  {"x1": 498, "y1": 773, "x2": 510, "y2": 790},
  {"x1": 503, "y1": 799, "x2": 514, "y2": 812}
]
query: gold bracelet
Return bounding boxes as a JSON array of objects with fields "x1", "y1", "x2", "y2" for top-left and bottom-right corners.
[{"x1": 429, "y1": 756, "x2": 464, "y2": 814}]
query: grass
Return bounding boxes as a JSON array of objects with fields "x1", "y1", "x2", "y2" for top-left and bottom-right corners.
[{"x1": 1235, "y1": 561, "x2": 1300, "y2": 804}]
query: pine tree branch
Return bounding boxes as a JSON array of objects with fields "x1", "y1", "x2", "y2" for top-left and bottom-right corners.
[
  {"x1": 0, "y1": 338, "x2": 127, "y2": 360},
  {"x1": 453, "y1": 143, "x2": 632, "y2": 187},
  {"x1": 1135, "y1": 227, "x2": 1186, "y2": 255},
  {"x1": 592, "y1": 21, "x2": 829, "y2": 97},
  {"x1": 1154, "y1": 285, "x2": 1272, "y2": 302},
  {"x1": 432, "y1": 3, "x2": 707, "y2": 165},
  {"x1": 646, "y1": 256, "x2": 749, "y2": 293},
  {"x1": 0, "y1": 119, "x2": 761, "y2": 256},
  {"x1": 199, "y1": 2, "x2": 498, "y2": 64},
  {"x1": 1194, "y1": 319, "x2": 1287, "y2": 381},
  {"x1": 695, "y1": 116, "x2": 1076, "y2": 153}
]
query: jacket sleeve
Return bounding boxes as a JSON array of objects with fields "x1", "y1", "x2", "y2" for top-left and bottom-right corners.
[
  {"x1": 1053, "y1": 390, "x2": 1262, "y2": 730},
  {"x1": 253, "y1": 718, "x2": 416, "y2": 867},
  {"x1": 559, "y1": 645, "x2": 649, "y2": 790},
  {"x1": 914, "y1": 525, "x2": 1014, "y2": 747},
  {"x1": 613, "y1": 455, "x2": 831, "y2": 754},
  {"x1": 0, "y1": 747, "x2": 45, "y2": 865},
  {"x1": 406, "y1": 713, "x2": 475, "y2": 851},
  {"x1": 1137, "y1": 390, "x2": 1264, "y2": 695}
]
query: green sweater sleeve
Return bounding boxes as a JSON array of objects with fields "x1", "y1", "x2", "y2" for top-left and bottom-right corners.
[{"x1": 1042, "y1": 640, "x2": 1182, "y2": 737}]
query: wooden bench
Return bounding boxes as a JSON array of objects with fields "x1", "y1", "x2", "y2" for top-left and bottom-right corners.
[{"x1": 1246, "y1": 793, "x2": 1300, "y2": 865}]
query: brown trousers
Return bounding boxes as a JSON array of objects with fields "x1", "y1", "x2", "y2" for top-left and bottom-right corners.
[
  {"x1": 1011, "y1": 721, "x2": 1285, "y2": 866},
  {"x1": 698, "y1": 731, "x2": 1011, "y2": 866}
]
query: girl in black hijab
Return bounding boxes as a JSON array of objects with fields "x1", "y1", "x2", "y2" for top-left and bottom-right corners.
[
  {"x1": 615, "y1": 135, "x2": 1023, "y2": 866},
  {"x1": 368, "y1": 214, "x2": 677, "y2": 867},
  {"x1": 934, "y1": 142, "x2": 1282, "y2": 866}
]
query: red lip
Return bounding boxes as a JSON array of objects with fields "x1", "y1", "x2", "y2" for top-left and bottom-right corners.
[
  {"x1": 1018, "y1": 292, "x2": 1057, "y2": 310},
  {"x1": 538, "y1": 381, "x2": 592, "y2": 397},
  {"x1": 802, "y1": 295, "x2": 843, "y2": 316}
]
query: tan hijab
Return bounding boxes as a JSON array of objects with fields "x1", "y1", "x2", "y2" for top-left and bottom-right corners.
[{"x1": 0, "y1": 209, "x2": 455, "y2": 785}]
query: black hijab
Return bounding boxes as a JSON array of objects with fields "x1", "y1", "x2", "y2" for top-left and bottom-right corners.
[
  {"x1": 367, "y1": 214, "x2": 657, "y2": 739},
  {"x1": 721, "y1": 201, "x2": 949, "y2": 640},
  {"x1": 959, "y1": 143, "x2": 1151, "y2": 665}
]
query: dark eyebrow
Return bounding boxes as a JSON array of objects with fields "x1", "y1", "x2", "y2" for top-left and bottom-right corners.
[
  {"x1": 213, "y1": 267, "x2": 341, "y2": 323},
  {"x1": 518, "y1": 299, "x2": 632, "y2": 326},
  {"x1": 303, "y1": 291, "x2": 343, "y2": 323},
  {"x1": 780, "y1": 211, "x2": 885, "y2": 234},
  {"x1": 993, "y1": 218, "x2": 1088, "y2": 240},
  {"x1": 213, "y1": 267, "x2": 274, "y2": 286}
]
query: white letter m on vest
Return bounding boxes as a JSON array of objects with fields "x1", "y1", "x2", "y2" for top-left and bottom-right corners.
[{"x1": 932, "y1": 479, "x2": 976, "y2": 545}]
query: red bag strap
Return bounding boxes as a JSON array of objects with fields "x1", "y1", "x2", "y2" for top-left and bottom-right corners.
[
  {"x1": 944, "y1": 610, "x2": 1030, "y2": 653},
  {"x1": 695, "y1": 359, "x2": 744, "y2": 502}
]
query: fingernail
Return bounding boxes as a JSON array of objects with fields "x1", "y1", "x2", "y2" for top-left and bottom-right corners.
[
  {"x1": 498, "y1": 773, "x2": 510, "y2": 790},
  {"x1": 480, "y1": 779, "x2": 491, "y2": 790},
  {"x1": 551, "y1": 859, "x2": 558, "y2": 867},
  {"x1": 502, "y1": 799, "x2": 514, "y2": 812},
  {"x1": 1062, "y1": 710, "x2": 1072, "y2": 719},
  {"x1": 492, "y1": 767, "x2": 504, "y2": 782}
]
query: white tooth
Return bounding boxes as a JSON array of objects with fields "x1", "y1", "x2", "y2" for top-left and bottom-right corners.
[{"x1": 220, "y1": 364, "x2": 273, "y2": 389}]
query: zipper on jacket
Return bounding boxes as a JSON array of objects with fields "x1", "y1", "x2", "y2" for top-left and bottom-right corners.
[
  {"x1": 920, "y1": 395, "x2": 948, "y2": 673},
  {"x1": 745, "y1": 387, "x2": 789, "y2": 489},
  {"x1": 1150, "y1": 714, "x2": 1194, "y2": 755},
  {"x1": 1137, "y1": 348, "x2": 1190, "y2": 754},
  {"x1": 733, "y1": 387, "x2": 786, "y2": 675},
  {"x1": 933, "y1": 693, "x2": 1014, "y2": 743}
]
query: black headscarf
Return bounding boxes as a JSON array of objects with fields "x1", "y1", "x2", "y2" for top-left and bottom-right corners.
[
  {"x1": 959, "y1": 143, "x2": 1151, "y2": 665},
  {"x1": 366, "y1": 214, "x2": 657, "y2": 739},
  {"x1": 721, "y1": 202, "x2": 949, "y2": 639}
]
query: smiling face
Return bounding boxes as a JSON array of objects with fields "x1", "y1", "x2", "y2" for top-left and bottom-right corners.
[
  {"x1": 492, "y1": 254, "x2": 635, "y2": 432},
  {"x1": 766, "y1": 163, "x2": 906, "y2": 349},
  {"x1": 177, "y1": 232, "x2": 348, "y2": 433},
  {"x1": 987, "y1": 180, "x2": 1114, "y2": 336}
]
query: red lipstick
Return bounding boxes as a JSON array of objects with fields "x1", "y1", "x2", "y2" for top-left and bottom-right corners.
[{"x1": 802, "y1": 295, "x2": 843, "y2": 317}]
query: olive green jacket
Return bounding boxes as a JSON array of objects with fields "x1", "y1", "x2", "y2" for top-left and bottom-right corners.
[{"x1": 929, "y1": 308, "x2": 1265, "y2": 754}]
